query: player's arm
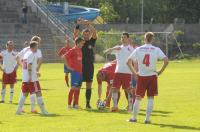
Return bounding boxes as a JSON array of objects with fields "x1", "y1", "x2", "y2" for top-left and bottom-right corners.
[
  {"x1": 86, "y1": 22, "x2": 97, "y2": 39},
  {"x1": 62, "y1": 55, "x2": 74, "y2": 71},
  {"x1": 156, "y1": 57, "x2": 169, "y2": 75},
  {"x1": 28, "y1": 63, "x2": 32, "y2": 82},
  {"x1": 73, "y1": 20, "x2": 81, "y2": 40},
  {"x1": 127, "y1": 58, "x2": 138, "y2": 78},
  {"x1": 0, "y1": 54, "x2": 3, "y2": 71},
  {"x1": 104, "y1": 46, "x2": 121, "y2": 54},
  {"x1": 37, "y1": 57, "x2": 42, "y2": 72}
]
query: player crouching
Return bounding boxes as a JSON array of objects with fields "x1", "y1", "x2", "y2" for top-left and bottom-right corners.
[
  {"x1": 63, "y1": 37, "x2": 85, "y2": 109},
  {"x1": 16, "y1": 41, "x2": 48, "y2": 115}
]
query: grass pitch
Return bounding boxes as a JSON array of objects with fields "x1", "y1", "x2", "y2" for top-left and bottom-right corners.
[{"x1": 0, "y1": 60, "x2": 200, "y2": 132}]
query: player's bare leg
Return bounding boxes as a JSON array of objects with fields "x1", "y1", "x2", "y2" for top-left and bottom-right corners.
[{"x1": 65, "y1": 73, "x2": 69, "y2": 87}]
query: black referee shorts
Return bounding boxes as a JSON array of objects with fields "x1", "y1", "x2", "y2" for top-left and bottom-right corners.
[{"x1": 82, "y1": 63, "x2": 94, "y2": 82}]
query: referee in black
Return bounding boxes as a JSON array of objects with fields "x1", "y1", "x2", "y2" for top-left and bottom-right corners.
[{"x1": 73, "y1": 18, "x2": 97, "y2": 109}]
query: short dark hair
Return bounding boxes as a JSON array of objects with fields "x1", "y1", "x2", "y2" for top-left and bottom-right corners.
[
  {"x1": 29, "y1": 41, "x2": 38, "y2": 48},
  {"x1": 75, "y1": 37, "x2": 84, "y2": 45},
  {"x1": 122, "y1": 32, "x2": 129, "y2": 38}
]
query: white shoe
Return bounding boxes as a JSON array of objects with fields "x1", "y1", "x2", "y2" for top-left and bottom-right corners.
[
  {"x1": 41, "y1": 110, "x2": 49, "y2": 115},
  {"x1": 16, "y1": 110, "x2": 22, "y2": 115}
]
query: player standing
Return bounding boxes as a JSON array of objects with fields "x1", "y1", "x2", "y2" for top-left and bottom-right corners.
[
  {"x1": 104, "y1": 32, "x2": 134, "y2": 112},
  {"x1": 16, "y1": 41, "x2": 48, "y2": 115},
  {"x1": 127, "y1": 32, "x2": 169, "y2": 123},
  {"x1": 73, "y1": 18, "x2": 97, "y2": 109},
  {"x1": 0, "y1": 41, "x2": 18, "y2": 103},
  {"x1": 63, "y1": 37, "x2": 85, "y2": 109},
  {"x1": 16, "y1": 36, "x2": 42, "y2": 113},
  {"x1": 58, "y1": 36, "x2": 72, "y2": 87}
]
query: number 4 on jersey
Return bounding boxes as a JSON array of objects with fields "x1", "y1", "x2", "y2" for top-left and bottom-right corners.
[{"x1": 143, "y1": 54, "x2": 150, "y2": 67}]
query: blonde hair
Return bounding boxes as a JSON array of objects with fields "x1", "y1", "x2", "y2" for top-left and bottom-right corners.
[
  {"x1": 145, "y1": 32, "x2": 154, "y2": 43},
  {"x1": 31, "y1": 36, "x2": 41, "y2": 43}
]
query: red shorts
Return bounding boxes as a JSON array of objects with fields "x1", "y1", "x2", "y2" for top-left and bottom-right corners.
[
  {"x1": 22, "y1": 81, "x2": 41, "y2": 94},
  {"x1": 136, "y1": 75, "x2": 158, "y2": 98},
  {"x1": 2, "y1": 71, "x2": 17, "y2": 84},
  {"x1": 112, "y1": 73, "x2": 131, "y2": 90}
]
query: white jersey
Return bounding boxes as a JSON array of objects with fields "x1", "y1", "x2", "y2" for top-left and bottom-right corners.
[
  {"x1": 0, "y1": 50, "x2": 17, "y2": 74},
  {"x1": 17, "y1": 47, "x2": 42, "y2": 60},
  {"x1": 112, "y1": 44, "x2": 134, "y2": 74},
  {"x1": 22, "y1": 50, "x2": 38, "y2": 82},
  {"x1": 128, "y1": 44, "x2": 166, "y2": 76}
]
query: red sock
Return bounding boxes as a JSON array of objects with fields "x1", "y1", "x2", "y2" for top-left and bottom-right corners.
[
  {"x1": 68, "y1": 89, "x2": 74, "y2": 105},
  {"x1": 74, "y1": 89, "x2": 80, "y2": 105},
  {"x1": 65, "y1": 75, "x2": 69, "y2": 87}
]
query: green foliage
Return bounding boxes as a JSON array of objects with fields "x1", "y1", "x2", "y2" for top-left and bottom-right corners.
[
  {"x1": 99, "y1": 1, "x2": 120, "y2": 22},
  {"x1": 45, "y1": 0, "x2": 200, "y2": 23},
  {"x1": 192, "y1": 42, "x2": 200, "y2": 50}
]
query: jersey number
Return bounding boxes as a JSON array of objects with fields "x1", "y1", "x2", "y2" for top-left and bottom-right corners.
[{"x1": 143, "y1": 54, "x2": 150, "y2": 67}]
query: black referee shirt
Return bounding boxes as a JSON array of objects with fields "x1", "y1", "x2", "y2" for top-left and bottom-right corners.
[{"x1": 82, "y1": 37, "x2": 97, "y2": 64}]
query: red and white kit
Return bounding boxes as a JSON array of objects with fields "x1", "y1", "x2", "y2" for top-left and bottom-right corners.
[
  {"x1": 1, "y1": 50, "x2": 18, "y2": 84},
  {"x1": 129, "y1": 44, "x2": 166, "y2": 97}
]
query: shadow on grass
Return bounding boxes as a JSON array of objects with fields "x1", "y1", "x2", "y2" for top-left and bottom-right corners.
[
  {"x1": 11, "y1": 103, "x2": 31, "y2": 106},
  {"x1": 151, "y1": 123, "x2": 200, "y2": 131},
  {"x1": 140, "y1": 109, "x2": 173, "y2": 114},
  {"x1": 36, "y1": 113, "x2": 75, "y2": 117},
  {"x1": 84, "y1": 108, "x2": 129, "y2": 114},
  {"x1": 139, "y1": 109, "x2": 172, "y2": 117}
]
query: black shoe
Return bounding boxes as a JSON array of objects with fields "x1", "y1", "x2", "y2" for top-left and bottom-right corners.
[
  {"x1": 144, "y1": 120, "x2": 151, "y2": 124},
  {"x1": 0, "y1": 100, "x2": 5, "y2": 103},
  {"x1": 127, "y1": 118, "x2": 137, "y2": 123},
  {"x1": 86, "y1": 104, "x2": 91, "y2": 109}
]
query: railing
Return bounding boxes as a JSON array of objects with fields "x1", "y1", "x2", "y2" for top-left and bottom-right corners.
[{"x1": 27, "y1": 0, "x2": 74, "y2": 42}]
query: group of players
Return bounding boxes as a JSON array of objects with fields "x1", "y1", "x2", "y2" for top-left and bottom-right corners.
[
  {"x1": 0, "y1": 36, "x2": 48, "y2": 115},
  {"x1": 0, "y1": 18, "x2": 169, "y2": 123}
]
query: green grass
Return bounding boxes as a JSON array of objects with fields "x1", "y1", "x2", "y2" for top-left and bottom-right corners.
[{"x1": 0, "y1": 60, "x2": 200, "y2": 132}]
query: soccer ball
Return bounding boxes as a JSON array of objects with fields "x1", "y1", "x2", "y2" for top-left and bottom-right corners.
[{"x1": 96, "y1": 100, "x2": 106, "y2": 110}]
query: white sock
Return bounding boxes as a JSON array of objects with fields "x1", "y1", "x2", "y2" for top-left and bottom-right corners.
[
  {"x1": 10, "y1": 88, "x2": 14, "y2": 102},
  {"x1": 30, "y1": 94, "x2": 36, "y2": 111},
  {"x1": 132, "y1": 99, "x2": 141, "y2": 120},
  {"x1": 17, "y1": 95, "x2": 26, "y2": 112},
  {"x1": 128, "y1": 93, "x2": 133, "y2": 110},
  {"x1": 1, "y1": 88, "x2": 6, "y2": 101},
  {"x1": 37, "y1": 97, "x2": 46, "y2": 113},
  {"x1": 112, "y1": 92, "x2": 118, "y2": 107},
  {"x1": 145, "y1": 98, "x2": 154, "y2": 121}
]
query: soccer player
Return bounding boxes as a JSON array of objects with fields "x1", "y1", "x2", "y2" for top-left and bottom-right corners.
[
  {"x1": 127, "y1": 32, "x2": 169, "y2": 123},
  {"x1": 96, "y1": 60, "x2": 117, "y2": 107},
  {"x1": 17, "y1": 36, "x2": 42, "y2": 113},
  {"x1": 73, "y1": 18, "x2": 97, "y2": 109},
  {"x1": 63, "y1": 37, "x2": 85, "y2": 109},
  {"x1": 0, "y1": 41, "x2": 18, "y2": 103},
  {"x1": 16, "y1": 41, "x2": 48, "y2": 115},
  {"x1": 58, "y1": 36, "x2": 72, "y2": 87},
  {"x1": 104, "y1": 32, "x2": 134, "y2": 112}
]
